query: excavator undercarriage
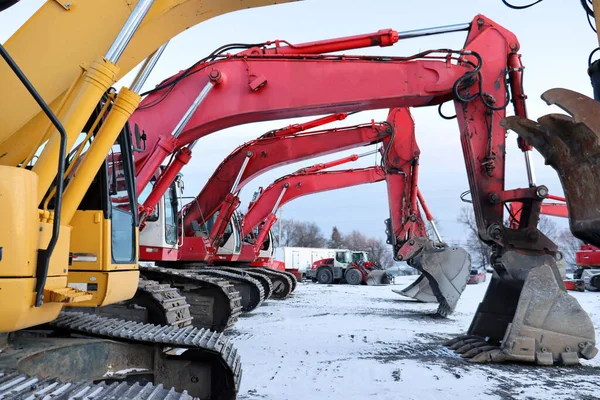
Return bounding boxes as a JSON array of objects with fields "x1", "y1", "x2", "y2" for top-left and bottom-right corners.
[
  {"x1": 0, "y1": 312, "x2": 241, "y2": 399},
  {"x1": 0, "y1": 370, "x2": 201, "y2": 400}
]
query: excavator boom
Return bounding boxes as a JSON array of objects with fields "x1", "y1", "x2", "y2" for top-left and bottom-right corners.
[
  {"x1": 130, "y1": 14, "x2": 512, "y2": 198},
  {"x1": 0, "y1": 0, "x2": 296, "y2": 167},
  {"x1": 185, "y1": 122, "x2": 390, "y2": 234}
]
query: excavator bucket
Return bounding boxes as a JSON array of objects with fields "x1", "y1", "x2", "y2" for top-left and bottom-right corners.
[
  {"x1": 446, "y1": 260, "x2": 597, "y2": 365},
  {"x1": 501, "y1": 88, "x2": 600, "y2": 246},
  {"x1": 393, "y1": 246, "x2": 471, "y2": 317},
  {"x1": 445, "y1": 94, "x2": 600, "y2": 365},
  {"x1": 365, "y1": 270, "x2": 391, "y2": 285}
]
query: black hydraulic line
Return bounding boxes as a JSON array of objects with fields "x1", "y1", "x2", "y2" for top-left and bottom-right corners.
[
  {"x1": 0, "y1": 43, "x2": 68, "y2": 307},
  {"x1": 501, "y1": 0, "x2": 543, "y2": 10}
]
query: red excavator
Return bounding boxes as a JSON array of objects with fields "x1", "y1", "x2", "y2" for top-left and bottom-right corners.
[
  {"x1": 239, "y1": 112, "x2": 468, "y2": 314},
  {"x1": 146, "y1": 106, "x2": 470, "y2": 316},
  {"x1": 240, "y1": 152, "x2": 396, "y2": 287},
  {"x1": 137, "y1": 112, "x2": 390, "y2": 313},
  {"x1": 122, "y1": 15, "x2": 596, "y2": 365}
]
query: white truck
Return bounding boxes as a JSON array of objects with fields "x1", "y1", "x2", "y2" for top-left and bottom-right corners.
[{"x1": 273, "y1": 247, "x2": 341, "y2": 278}]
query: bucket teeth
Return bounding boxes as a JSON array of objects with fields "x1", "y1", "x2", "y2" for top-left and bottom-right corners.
[
  {"x1": 469, "y1": 348, "x2": 506, "y2": 364},
  {"x1": 455, "y1": 339, "x2": 486, "y2": 354},
  {"x1": 443, "y1": 334, "x2": 478, "y2": 347},
  {"x1": 461, "y1": 344, "x2": 496, "y2": 358},
  {"x1": 449, "y1": 337, "x2": 480, "y2": 351}
]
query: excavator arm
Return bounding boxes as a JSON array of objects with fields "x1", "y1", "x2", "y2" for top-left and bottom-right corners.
[
  {"x1": 241, "y1": 160, "x2": 386, "y2": 252},
  {"x1": 131, "y1": 15, "x2": 519, "y2": 249},
  {"x1": 173, "y1": 118, "x2": 390, "y2": 262},
  {"x1": 182, "y1": 117, "x2": 390, "y2": 251}
]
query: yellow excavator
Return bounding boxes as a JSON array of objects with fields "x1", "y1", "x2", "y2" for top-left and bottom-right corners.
[{"x1": 0, "y1": 1, "x2": 296, "y2": 398}]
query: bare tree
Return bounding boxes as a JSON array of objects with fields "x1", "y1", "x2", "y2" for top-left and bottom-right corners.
[
  {"x1": 458, "y1": 206, "x2": 492, "y2": 269},
  {"x1": 555, "y1": 229, "x2": 584, "y2": 268},
  {"x1": 328, "y1": 226, "x2": 344, "y2": 249},
  {"x1": 365, "y1": 237, "x2": 394, "y2": 268},
  {"x1": 342, "y1": 230, "x2": 368, "y2": 250},
  {"x1": 271, "y1": 219, "x2": 326, "y2": 248},
  {"x1": 271, "y1": 218, "x2": 294, "y2": 247},
  {"x1": 537, "y1": 215, "x2": 559, "y2": 243},
  {"x1": 293, "y1": 221, "x2": 327, "y2": 247}
]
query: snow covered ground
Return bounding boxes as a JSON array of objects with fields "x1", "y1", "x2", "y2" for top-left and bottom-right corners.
[{"x1": 228, "y1": 275, "x2": 600, "y2": 400}]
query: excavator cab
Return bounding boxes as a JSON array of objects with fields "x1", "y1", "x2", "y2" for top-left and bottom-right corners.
[
  {"x1": 138, "y1": 177, "x2": 181, "y2": 261},
  {"x1": 64, "y1": 129, "x2": 140, "y2": 307}
]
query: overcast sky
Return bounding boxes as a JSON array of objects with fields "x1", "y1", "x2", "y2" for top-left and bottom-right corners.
[{"x1": 2, "y1": 1, "x2": 596, "y2": 246}]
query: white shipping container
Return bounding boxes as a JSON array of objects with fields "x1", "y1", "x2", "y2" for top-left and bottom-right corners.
[{"x1": 273, "y1": 247, "x2": 344, "y2": 273}]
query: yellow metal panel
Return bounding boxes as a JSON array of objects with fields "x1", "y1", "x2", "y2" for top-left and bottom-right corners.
[
  {"x1": 0, "y1": 166, "x2": 38, "y2": 277},
  {"x1": 70, "y1": 211, "x2": 138, "y2": 271},
  {"x1": 0, "y1": 0, "x2": 298, "y2": 164},
  {"x1": 70, "y1": 210, "x2": 104, "y2": 271},
  {"x1": 594, "y1": 0, "x2": 600, "y2": 47},
  {"x1": 66, "y1": 270, "x2": 139, "y2": 307},
  {"x1": 37, "y1": 221, "x2": 72, "y2": 278},
  {"x1": 0, "y1": 276, "x2": 65, "y2": 332}
]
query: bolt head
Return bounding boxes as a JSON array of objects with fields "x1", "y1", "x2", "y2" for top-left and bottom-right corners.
[
  {"x1": 488, "y1": 193, "x2": 500, "y2": 204},
  {"x1": 536, "y1": 186, "x2": 549, "y2": 199}
]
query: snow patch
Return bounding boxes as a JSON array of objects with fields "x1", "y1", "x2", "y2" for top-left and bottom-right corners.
[{"x1": 230, "y1": 275, "x2": 600, "y2": 399}]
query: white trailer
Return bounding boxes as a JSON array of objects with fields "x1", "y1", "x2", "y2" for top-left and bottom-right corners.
[{"x1": 273, "y1": 247, "x2": 342, "y2": 274}]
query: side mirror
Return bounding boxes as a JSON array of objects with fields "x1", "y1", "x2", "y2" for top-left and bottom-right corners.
[{"x1": 133, "y1": 123, "x2": 147, "y2": 152}]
